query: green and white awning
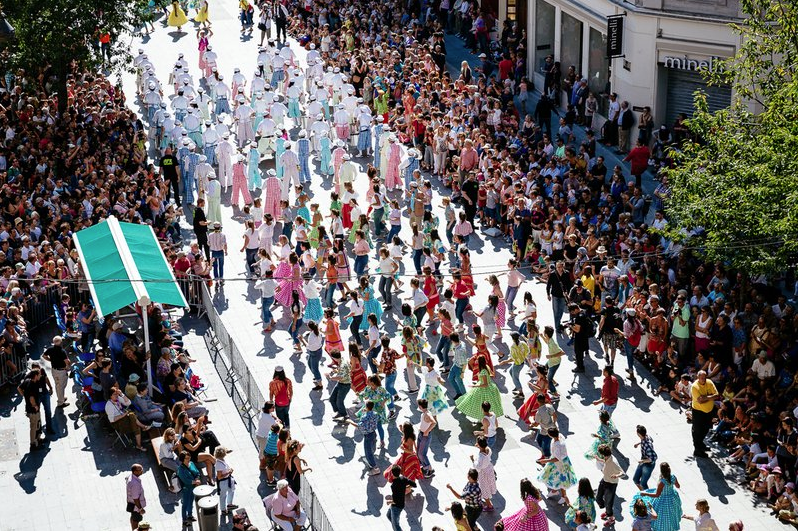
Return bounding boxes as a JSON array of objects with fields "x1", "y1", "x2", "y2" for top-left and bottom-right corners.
[{"x1": 73, "y1": 216, "x2": 188, "y2": 316}]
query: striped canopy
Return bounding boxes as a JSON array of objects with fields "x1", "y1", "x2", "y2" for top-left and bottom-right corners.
[{"x1": 73, "y1": 216, "x2": 187, "y2": 316}]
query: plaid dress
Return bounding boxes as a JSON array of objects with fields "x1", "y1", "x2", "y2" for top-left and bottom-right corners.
[{"x1": 629, "y1": 476, "x2": 682, "y2": 531}]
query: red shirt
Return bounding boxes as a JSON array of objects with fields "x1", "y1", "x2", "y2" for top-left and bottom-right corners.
[
  {"x1": 624, "y1": 146, "x2": 651, "y2": 175},
  {"x1": 602, "y1": 375, "x2": 619, "y2": 406},
  {"x1": 498, "y1": 59, "x2": 513, "y2": 80},
  {"x1": 453, "y1": 280, "x2": 470, "y2": 300},
  {"x1": 269, "y1": 379, "x2": 293, "y2": 407}
]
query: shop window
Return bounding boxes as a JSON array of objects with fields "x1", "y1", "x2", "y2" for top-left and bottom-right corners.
[{"x1": 534, "y1": 0, "x2": 556, "y2": 74}]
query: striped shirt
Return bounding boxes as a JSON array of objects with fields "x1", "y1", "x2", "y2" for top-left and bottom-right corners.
[{"x1": 208, "y1": 231, "x2": 227, "y2": 252}]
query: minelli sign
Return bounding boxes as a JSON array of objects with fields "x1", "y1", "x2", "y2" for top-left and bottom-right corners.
[{"x1": 662, "y1": 55, "x2": 724, "y2": 72}]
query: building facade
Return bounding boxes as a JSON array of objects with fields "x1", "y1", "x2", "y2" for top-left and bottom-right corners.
[{"x1": 522, "y1": 0, "x2": 743, "y2": 136}]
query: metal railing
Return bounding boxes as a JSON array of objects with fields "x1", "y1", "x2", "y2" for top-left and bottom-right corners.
[
  {"x1": 1, "y1": 280, "x2": 89, "y2": 387},
  {"x1": 199, "y1": 282, "x2": 334, "y2": 531}
]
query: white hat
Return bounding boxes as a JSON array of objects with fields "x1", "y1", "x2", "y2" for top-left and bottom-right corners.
[
  {"x1": 237, "y1": 154, "x2": 246, "y2": 162},
  {"x1": 237, "y1": 96, "x2": 245, "y2": 103},
  {"x1": 284, "y1": 141, "x2": 292, "y2": 148},
  {"x1": 218, "y1": 74, "x2": 224, "y2": 80},
  {"x1": 250, "y1": 141, "x2": 257, "y2": 147},
  {"x1": 199, "y1": 155, "x2": 207, "y2": 162},
  {"x1": 376, "y1": 116, "x2": 384, "y2": 122},
  {"x1": 178, "y1": 53, "x2": 184, "y2": 58},
  {"x1": 234, "y1": 67, "x2": 240, "y2": 73},
  {"x1": 389, "y1": 135, "x2": 397, "y2": 142},
  {"x1": 309, "y1": 43, "x2": 316, "y2": 49},
  {"x1": 267, "y1": 169, "x2": 277, "y2": 176},
  {"x1": 298, "y1": 131, "x2": 306, "y2": 138},
  {"x1": 197, "y1": 87, "x2": 204, "y2": 93},
  {"x1": 182, "y1": 138, "x2": 190, "y2": 146},
  {"x1": 223, "y1": 132, "x2": 230, "y2": 139},
  {"x1": 320, "y1": 130, "x2": 328, "y2": 137},
  {"x1": 316, "y1": 113, "x2": 323, "y2": 120},
  {"x1": 207, "y1": 45, "x2": 213, "y2": 51},
  {"x1": 204, "y1": 120, "x2": 212, "y2": 126},
  {"x1": 335, "y1": 139, "x2": 345, "y2": 147},
  {"x1": 343, "y1": 154, "x2": 351, "y2": 160}
]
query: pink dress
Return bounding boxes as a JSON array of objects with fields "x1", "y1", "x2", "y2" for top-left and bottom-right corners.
[
  {"x1": 198, "y1": 37, "x2": 209, "y2": 70},
  {"x1": 264, "y1": 177, "x2": 281, "y2": 217},
  {"x1": 231, "y1": 162, "x2": 253, "y2": 207},
  {"x1": 275, "y1": 264, "x2": 307, "y2": 307},
  {"x1": 386, "y1": 143, "x2": 402, "y2": 190},
  {"x1": 500, "y1": 495, "x2": 549, "y2": 531},
  {"x1": 332, "y1": 148, "x2": 345, "y2": 191},
  {"x1": 493, "y1": 285, "x2": 506, "y2": 329}
]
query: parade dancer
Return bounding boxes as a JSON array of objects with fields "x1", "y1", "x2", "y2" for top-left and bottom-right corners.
[
  {"x1": 172, "y1": 89, "x2": 188, "y2": 123},
  {"x1": 274, "y1": 134, "x2": 286, "y2": 179},
  {"x1": 378, "y1": 126, "x2": 392, "y2": 180},
  {"x1": 372, "y1": 118, "x2": 386, "y2": 164},
  {"x1": 214, "y1": 75, "x2": 231, "y2": 117},
  {"x1": 161, "y1": 112, "x2": 175, "y2": 152},
  {"x1": 231, "y1": 154, "x2": 253, "y2": 208},
  {"x1": 216, "y1": 132, "x2": 234, "y2": 192},
  {"x1": 305, "y1": 96, "x2": 322, "y2": 133},
  {"x1": 196, "y1": 87, "x2": 211, "y2": 122},
  {"x1": 271, "y1": 53, "x2": 285, "y2": 91},
  {"x1": 319, "y1": 130, "x2": 332, "y2": 177},
  {"x1": 280, "y1": 141, "x2": 301, "y2": 201},
  {"x1": 234, "y1": 96, "x2": 255, "y2": 148},
  {"x1": 232, "y1": 68, "x2": 247, "y2": 98},
  {"x1": 263, "y1": 169, "x2": 281, "y2": 218},
  {"x1": 385, "y1": 135, "x2": 403, "y2": 191},
  {"x1": 194, "y1": 155, "x2": 214, "y2": 201},
  {"x1": 287, "y1": 78, "x2": 302, "y2": 123},
  {"x1": 401, "y1": 148, "x2": 420, "y2": 190},
  {"x1": 356, "y1": 110, "x2": 372, "y2": 158},
  {"x1": 184, "y1": 107, "x2": 203, "y2": 148},
  {"x1": 314, "y1": 80, "x2": 330, "y2": 120},
  {"x1": 203, "y1": 45, "x2": 218, "y2": 80},
  {"x1": 333, "y1": 104, "x2": 350, "y2": 143},
  {"x1": 143, "y1": 83, "x2": 161, "y2": 124},
  {"x1": 297, "y1": 132, "x2": 311, "y2": 184},
  {"x1": 252, "y1": 92, "x2": 267, "y2": 132},
  {"x1": 310, "y1": 113, "x2": 329, "y2": 154},
  {"x1": 182, "y1": 145, "x2": 200, "y2": 206},
  {"x1": 152, "y1": 103, "x2": 166, "y2": 149},
  {"x1": 257, "y1": 119, "x2": 276, "y2": 159},
  {"x1": 332, "y1": 139, "x2": 346, "y2": 192},
  {"x1": 202, "y1": 120, "x2": 219, "y2": 166},
  {"x1": 206, "y1": 173, "x2": 222, "y2": 224},
  {"x1": 247, "y1": 141, "x2": 262, "y2": 190}
]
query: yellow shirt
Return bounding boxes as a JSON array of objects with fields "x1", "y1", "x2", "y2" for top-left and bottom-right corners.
[
  {"x1": 580, "y1": 274, "x2": 596, "y2": 297},
  {"x1": 691, "y1": 379, "x2": 718, "y2": 413}
]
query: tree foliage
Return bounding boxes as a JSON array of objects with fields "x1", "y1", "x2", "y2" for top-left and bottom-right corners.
[
  {"x1": 664, "y1": 0, "x2": 798, "y2": 274},
  {"x1": 3, "y1": 0, "x2": 144, "y2": 111}
]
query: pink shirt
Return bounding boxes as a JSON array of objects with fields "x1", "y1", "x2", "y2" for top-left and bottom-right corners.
[
  {"x1": 354, "y1": 239, "x2": 370, "y2": 255},
  {"x1": 459, "y1": 148, "x2": 478, "y2": 170},
  {"x1": 272, "y1": 489, "x2": 300, "y2": 518}
]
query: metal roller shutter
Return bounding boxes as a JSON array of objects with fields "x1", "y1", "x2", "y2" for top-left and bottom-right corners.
[{"x1": 665, "y1": 69, "x2": 732, "y2": 128}]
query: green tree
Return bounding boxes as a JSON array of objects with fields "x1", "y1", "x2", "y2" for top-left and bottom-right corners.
[
  {"x1": 3, "y1": 0, "x2": 144, "y2": 112},
  {"x1": 664, "y1": 0, "x2": 798, "y2": 274}
]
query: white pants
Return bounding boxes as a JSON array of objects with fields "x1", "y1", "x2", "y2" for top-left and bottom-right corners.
[
  {"x1": 53, "y1": 369, "x2": 69, "y2": 406},
  {"x1": 272, "y1": 510, "x2": 307, "y2": 530}
]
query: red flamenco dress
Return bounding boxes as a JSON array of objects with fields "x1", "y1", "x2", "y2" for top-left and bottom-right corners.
[
  {"x1": 350, "y1": 357, "x2": 368, "y2": 395},
  {"x1": 467, "y1": 334, "x2": 494, "y2": 383},
  {"x1": 517, "y1": 376, "x2": 552, "y2": 425},
  {"x1": 384, "y1": 437, "x2": 424, "y2": 482}
]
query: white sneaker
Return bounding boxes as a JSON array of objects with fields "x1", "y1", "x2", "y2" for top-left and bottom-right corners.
[
  {"x1": 546, "y1": 490, "x2": 559, "y2": 499},
  {"x1": 368, "y1": 467, "x2": 381, "y2": 476},
  {"x1": 557, "y1": 497, "x2": 567, "y2": 505}
]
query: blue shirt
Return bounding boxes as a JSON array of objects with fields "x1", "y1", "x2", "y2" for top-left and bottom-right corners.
[
  {"x1": 264, "y1": 431, "x2": 279, "y2": 456},
  {"x1": 358, "y1": 410, "x2": 378, "y2": 434}
]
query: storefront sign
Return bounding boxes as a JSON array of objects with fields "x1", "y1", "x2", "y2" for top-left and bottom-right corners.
[
  {"x1": 662, "y1": 55, "x2": 724, "y2": 72},
  {"x1": 606, "y1": 16, "x2": 624, "y2": 58}
]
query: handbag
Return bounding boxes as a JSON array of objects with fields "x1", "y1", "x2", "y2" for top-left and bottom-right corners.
[{"x1": 169, "y1": 474, "x2": 182, "y2": 493}]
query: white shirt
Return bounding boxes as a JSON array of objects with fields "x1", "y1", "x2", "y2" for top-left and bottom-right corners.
[
  {"x1": 256, "y1": 411, "x2": 278, "y2": 438},
  {"x1": 306, "y1": 331, "x2": 324, "y2": 351},
  {"x1": 751, "y1": 358, "x2": 775, "y2": 380},
  {"x1": 256, "y1": 278, "x2": 277, "y2": 298},
  {"x1": 348, "y1": 299, "x2": 364, "y2": 317}
]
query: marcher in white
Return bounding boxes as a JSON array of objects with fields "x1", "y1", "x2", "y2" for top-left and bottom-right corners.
[{"x1": 216, "y1": 132, "x2": 234, "y2": 191}]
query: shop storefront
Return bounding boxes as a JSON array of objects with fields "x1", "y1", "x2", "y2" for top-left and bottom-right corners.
[{"x1": 657, "y1": 52, "x2": 732, "y2": 127}]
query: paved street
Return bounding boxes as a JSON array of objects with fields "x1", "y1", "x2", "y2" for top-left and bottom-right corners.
[{"x1": 0, "y1": 1, "x2": 772, "y2": 530}]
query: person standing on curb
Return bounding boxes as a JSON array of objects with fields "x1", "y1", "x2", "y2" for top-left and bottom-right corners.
[
  {"x1": 19, "y1": 369, "x2": 43, "y2": 451},
  {"x1": 125, "y1": 464, "x2": 146, "y2": 530}
]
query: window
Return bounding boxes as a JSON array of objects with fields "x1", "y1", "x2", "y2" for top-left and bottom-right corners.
[
  {"x1": 588, "y1": 27, "x2": 610, "y2": 115},
  {"x1": 560, "y1": 12, "x2": 583, "y2": 76},
  {"x1": 534, "y1": 0, "x2": 556, "y2": 74}
]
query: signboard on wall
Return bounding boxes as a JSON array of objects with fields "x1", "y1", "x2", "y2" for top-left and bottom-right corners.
[{"x1": 606, "y1": 16, "x2": 624, "y2": 58}]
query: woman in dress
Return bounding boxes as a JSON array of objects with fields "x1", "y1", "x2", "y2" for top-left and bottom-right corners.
[
  {"x1": 323, "y1": 308, "x2": 344, "y2": 357},
  {"x1": 167, "y1": 0, "x2": 189, "y2": 30},
  {"x1": 455, "y1": 356, "x2": 504, "y2": 420},
  {"x1": 473, "y1": 295, "x2": 499, "y2": 340},
  {"x1": 584, "y1": 410, "x2": 617, "y2": 461},
  {"x1": 487, "y1": 275, "x2": 507, "y2": 338},
  {"x1": 538, "y1": 428, "x2": 578, "y2": 506},
  {"x1": 402, "y1": 325, "x2": 422, "y2": 394},
  {"x1": 518, "y1": 365, "x2": 552, "y2": 426},
  {"x1": 384, "y1": 422, "x2": 424, "y2": 485},
  {"x1": 422, "y1": 266, "x2": 440, "y2": 324},
  {"x1": 420, "y1": 358, "x2": 449, "y2": 417},
  {"x1": 500, "y1": 478, "x2": 549, "y2": 531},
  {"x1": 358, "y1": 276, "x2": 382, "y2": 331},
  {"x1": 349, "y1": 344, "x2": 368, "y2": 397},
  {"x1": 466, "y1": 325, "x2": 494, "y2": 383},
  {"x1": 472, "y1": 436, "x2": 497, "y2": 512},
  {"x1": 302, "y1": 278, "x2": 323, "y2": 324},
  {"x1": 194, "y1": 0, "x2": 210, "y2": 28},
  {"x1": 356, "y1": 375, "x2": 391, "y2": 446},
  {"x1": 631, "y1": 462, "x2": 682, "y2": 531},
  {"x1": 275, "y1": 252, "x2": 306, "y2": 307},
  {"x1": 196, "y1": 28, "x2": 212, "y2": 71},
  {"x1": 565, "y1": 478, "x2": 597, "y2": 528}
]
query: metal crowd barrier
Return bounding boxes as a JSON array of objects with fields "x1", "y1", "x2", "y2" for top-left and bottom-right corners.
[
  {"x1": 176, "y1": 275, "x2": 207, "y2": 318},
  {"x1": 1, "y1": 280, "x2": 90, "y2": 387},
  {"x1": 199, "y1": 283, "x2": 334, "y2": 531}
]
